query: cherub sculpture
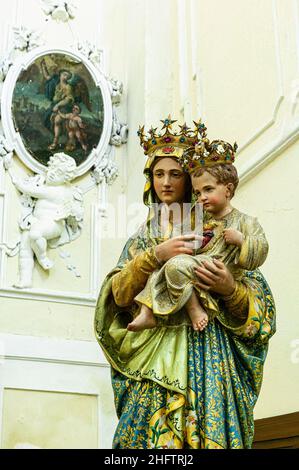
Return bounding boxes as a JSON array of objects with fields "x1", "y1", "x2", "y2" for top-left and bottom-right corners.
[{"x1": 10, "y1": 153, "x2": 84, "y2": 288}]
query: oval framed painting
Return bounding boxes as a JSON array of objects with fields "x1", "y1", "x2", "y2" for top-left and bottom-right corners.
[{"x1": 1, "y1": 47, "x2": 113, "y2": 177}]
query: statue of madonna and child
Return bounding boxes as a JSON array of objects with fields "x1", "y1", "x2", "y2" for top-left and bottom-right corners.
[{"x1": 94, "y1": 117, "x2": 276, "y2": 449}]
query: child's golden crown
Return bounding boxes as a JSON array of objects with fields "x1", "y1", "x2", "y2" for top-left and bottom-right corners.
[{"x1": 179, "y1": 124, "x2": 238, "y2": 172}]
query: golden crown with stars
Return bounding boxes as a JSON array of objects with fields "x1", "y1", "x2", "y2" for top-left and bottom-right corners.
[{"x1": 138, "y1": 115, "x2": 205, "y2": 159}]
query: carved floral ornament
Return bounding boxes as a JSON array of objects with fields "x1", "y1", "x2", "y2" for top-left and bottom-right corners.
[
  {"x1": 0, "y1": 17, "x2": 128, "y2": 290},
  {"x1": 40, "y1": 0, "x2": 77, "y2": 23}
]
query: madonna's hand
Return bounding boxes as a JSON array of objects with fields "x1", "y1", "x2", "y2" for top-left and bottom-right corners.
[
  {"x1": 155, "y1": 234, "x2": 202, "y2": 263},
  {"x1": 193, "y1": 259, "x2": 235, "y2": 296}
]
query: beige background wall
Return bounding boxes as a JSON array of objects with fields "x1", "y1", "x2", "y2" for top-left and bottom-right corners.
[{"x1": 0, "y1": 0, "x2": 298, "y2": 448}]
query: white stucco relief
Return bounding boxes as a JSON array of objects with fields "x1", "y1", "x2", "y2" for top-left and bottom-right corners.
[
  {"x1": 40, "y1": 0, "x2": 77, "y2": 23},
  {"x1": 0, "y1": 9, "x2": 128, "y2": 293},
  {"x1": 7, "y1": 153, "x2": 83, "y2": 288}
]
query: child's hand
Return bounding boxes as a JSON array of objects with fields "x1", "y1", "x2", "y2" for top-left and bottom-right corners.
[{"x1": 223, "y1": 228, "x2": 244, "y2": 247}]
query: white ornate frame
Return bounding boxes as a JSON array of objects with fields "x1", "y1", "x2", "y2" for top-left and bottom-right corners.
[
  {"x1": 1, "y1": 46, "x2": 113, "y2": 178},
  {"x1": 0, "y1": 34, "x2": 126, "y2": 299}
]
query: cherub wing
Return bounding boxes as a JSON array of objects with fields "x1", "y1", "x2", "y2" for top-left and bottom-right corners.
[
  {"x1": 17, "y1": 175, "x2": 46, "y2": 230},
  {"x1": 49, "y1": 186, "x2": 84, "y2": 248},
  {"x1": 69, "y1": 74, "x2": 92, "y2": 112},
  {"x1": 68, "y1": 187, "x2": 84, "y2": 223},
  {"x1": 18, "y1": 194, "x2": 35, "y2": 230}
]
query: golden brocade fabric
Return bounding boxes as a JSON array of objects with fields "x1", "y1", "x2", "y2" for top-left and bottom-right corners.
[
  {"x1": 112, "y1": 246, "x2": 161, "y2": 308},
  {"x1": 94, "y1": 210, "x2": 276, "y2": 449},
  {"x1": 134, "y1": 208, "x2": 268, "y2": 321}
]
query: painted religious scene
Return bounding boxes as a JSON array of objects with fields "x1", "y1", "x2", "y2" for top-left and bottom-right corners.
[{"x1": 12, "y1": 52, "x2": 104, "y2": 167}]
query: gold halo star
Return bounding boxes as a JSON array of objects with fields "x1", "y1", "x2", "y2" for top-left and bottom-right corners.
[
  {"x1": 137, "y1": 125, "x2": 145, "y2": 137},
  {"x1": 193, "y1": 120, "x2": 207, "y2": 136},
  {"x1": 179, "y1": 123, "x2": 191, "y2": 135},
  {"x1": 160, "y1": 115, "x2": 177, "y2": 131},
  {"x1": 148, "y1": 127, "x2": 158, "y2": 138}
]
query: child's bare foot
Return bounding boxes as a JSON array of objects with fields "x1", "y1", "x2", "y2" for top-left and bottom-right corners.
[
  {"x1": 38, "y1": 256, "x2": 54, "y2": 270},
  {"x1": 187, "y1": 307, "x2": 209, "y2": 331},
  {"x1": 65, "y1": 143, "x2": 76, "y2": 152},
  {"x1": 186, "y1": 291, "x2": 209, "y2": 332},
  {"x1": 14, "y1": 279, "x2": 32, "y2": 289},
  {"x1": 127, "y1": 305, "x2": 157, "y2": 332},
  {"x1": 48, "y1": 142, "x2": 58, "y2": 151},
  {"x1": 194, "y1": 311, "x2": 209, "y2": 331}
]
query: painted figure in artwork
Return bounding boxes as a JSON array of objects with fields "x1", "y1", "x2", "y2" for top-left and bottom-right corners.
[
  {"x1": 10, "y1": 152, "x2": 83, "y2": 288},
  {"x1": 41, "y1": 60, "x2": 74, "y2": 150},
  {"x1": 41, "y1": 58, "x2": 91, "y2": 152},
  {"x1": 11, "y1": 52, "x2": 105, "y2": 167},
  {"x1": 58, "y1": 104, "x2": 88, "y2": 152}
]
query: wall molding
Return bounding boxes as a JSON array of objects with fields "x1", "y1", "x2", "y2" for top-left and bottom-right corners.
[
  {"x1": 0, "y1": 332, "x2": 108, "y2": 367},
  {"x1": 0, "y1": 333, "x2": 116, "y2": 449},
  {"x1": 238, "y1": 122, "x2": 299, "y2": 186},
  {"x1": 237, "y1": 0, "x2": 285, "y2": 154},
  {"x1": 190, "y1": 0, "x2": 286, "y2": 163}
]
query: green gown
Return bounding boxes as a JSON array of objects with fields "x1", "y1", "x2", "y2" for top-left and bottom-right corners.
[{"x1": 94, "y1": 211, "x2": 276, "y2": 449}]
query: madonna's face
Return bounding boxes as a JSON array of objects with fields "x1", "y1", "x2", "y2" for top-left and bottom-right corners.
[{"x1": 152, "y1": 157, "x2": 188, "y2": 205}]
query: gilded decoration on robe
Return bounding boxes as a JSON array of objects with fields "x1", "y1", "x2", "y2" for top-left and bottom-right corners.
[{"x1": 94, "y1": 116, "x2": 276, "y2": 449}]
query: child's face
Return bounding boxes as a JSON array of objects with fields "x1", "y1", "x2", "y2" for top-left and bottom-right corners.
[
  {"x1": 191, "y1": 171, "x2": 232, "y2": 215},
  {"x1": 72, "y1": 106, "x2": 80, "y2": 114}
]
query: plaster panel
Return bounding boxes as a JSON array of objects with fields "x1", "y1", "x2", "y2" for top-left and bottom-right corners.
[
  {"x1": 234, "y1": 141, "x2": 299, "y2": 419},
  {"x1": 196, "y1": 0, "x2": 283, "y2": 147},
  {"x1": 0, "y1": 297, "x2": 95, "y2": 340},
  {"x1": 1, "y1": 388, "x2": 98, "y2": 449}
]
